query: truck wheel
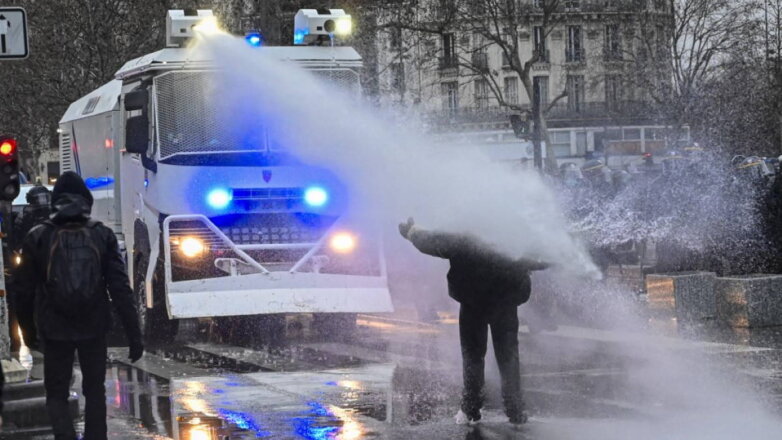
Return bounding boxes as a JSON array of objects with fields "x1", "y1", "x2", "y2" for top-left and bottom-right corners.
[
  {"x1": 213, "y1": 315, "x2": 286, "y2": 347},
  {"x1": 134, "y1": 257, "x2": 179, "y2": 347},
  {"x1": 312, "y1": 313, "x2": 357, "y2": 340}
]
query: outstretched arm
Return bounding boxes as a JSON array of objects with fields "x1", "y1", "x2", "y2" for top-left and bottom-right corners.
[
  {"x1": 399, "y1": 218, "x2": 471, "y2": 260},
  {"x1": 516, "y1": 257, "x2": 550, "y2": 271}
]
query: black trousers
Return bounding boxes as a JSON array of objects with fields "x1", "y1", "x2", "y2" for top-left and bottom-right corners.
[
  {"x1": 459, "y1": 302, "x2": 524, "y2": 422},
  {"x1": 44, "y1": 337, "x2": 108, "y2": 440}
]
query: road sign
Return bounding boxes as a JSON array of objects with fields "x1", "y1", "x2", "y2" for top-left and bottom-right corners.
[{"x1": 0, "y1": 7, "x2": 28, "y2": 60}]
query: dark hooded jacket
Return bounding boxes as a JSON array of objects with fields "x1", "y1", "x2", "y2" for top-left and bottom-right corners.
[
  {"x1": 406, "y1": 227, "x2": 548, "y2": 306},
  {"x1": 16, "y1": 172, "x2": 141, "y2": 344},
  {"x1": 12, "y1": 186, "x2": 52, "y2": 251}
]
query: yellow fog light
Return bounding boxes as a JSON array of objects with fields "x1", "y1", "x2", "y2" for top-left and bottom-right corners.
[
  {"x1": 186, "y1": 425, "x2": 212, "y2": 440},
  {"x1": 330, "y1": 232, "x2": 356, "y2": 254},
  {"x1": 180, "y1": 237, "x2": 206, "y2": 258},
  {"x1": 13, "y1": 253, "x2": 21, "y2": 266}
]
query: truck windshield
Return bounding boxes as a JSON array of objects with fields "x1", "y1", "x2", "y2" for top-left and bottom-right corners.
[{"x1": 154, "y1": 69, "x2": 360, "y2": 160}]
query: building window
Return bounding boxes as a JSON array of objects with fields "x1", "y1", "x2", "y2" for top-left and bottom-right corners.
[
  {"x1": 605, "y1": 24, "x2": 622, "y2": 60},
  {"x1": 533, "y1": 26, "x2": 548, "y2": 62},
  {"x1": 550, "y1": 131, "x2": 572, "y2": 157},
  {"x1": 566, "y1": 75, "x2": 585, "y2": 112},
  {"x1": 504, "y1": 77, "x2": 519, "y2": 105},
  {"x1": 645, "y1": 128, "x2": 664, "y2": 140},
  {"x1": 502, "y1": 51, "x2": 512, "y2": 68},
  {"x1": 472, "y1": 32, "x2": 486, "y2": 51},
  {"x1": 566, "y1": 26, "x2": 583, "y2": 62},
  {"x1": 564, "y1": 0, "x2": 580, "y2": 9},
  {"x1": 623, "y1": 128, "x2": 642, "y2": 140},
  {"x1": 533, "y1": 76, "x2": 549, "y2": 110},
  {"x1": 533, "y1": 0, "x2": 545, "y2": 8},
  {"x1": 605, "y1": 74, "x2": 622, "y2": 111},
  {"x1": 442, "y1": 81, "x2": 459, "y2": 115},
  {"x1": 441, "y1": 33, "x2": 456, "y2": 68},
  {"x1": 656, "y1": 24, "x2": 666, "y2": 55},
  {"x1": 390, "y1": 27, "x2": 402, "y2": 51},
  {"x1": 391, "y1": 63, "x2": 405, "y2": 92},
  {"x1": 474, "y1": 79, "x2": 490, "y2": 109}
]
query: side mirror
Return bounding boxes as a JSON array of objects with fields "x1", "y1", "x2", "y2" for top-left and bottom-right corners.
[
  {"x1": 124, "y1": 89, "x2": 148, "y2": 111},
  {"x1": 125, "y1": 115, "x2": 149, "y2": 154}
]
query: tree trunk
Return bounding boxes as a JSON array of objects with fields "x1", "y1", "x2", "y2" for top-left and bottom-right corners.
[{"x1": 538, "y1": 113, "x2": 558, "y2": 172}]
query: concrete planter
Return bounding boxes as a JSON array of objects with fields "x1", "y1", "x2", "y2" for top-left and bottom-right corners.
[
  {"x1": 645, "y1": 272, "x2": 717, "y2": 324},
  {"x1": 716, "y1": 274, "x2": 782, "y2": 328}
]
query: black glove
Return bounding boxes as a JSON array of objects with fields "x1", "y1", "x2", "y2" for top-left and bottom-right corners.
[
  {"x1": 129, "y1": 340, "x2": 144, "y2": 363},
  {"x1": 398, "y1": 217, "x2": 415, "y2": 239}
]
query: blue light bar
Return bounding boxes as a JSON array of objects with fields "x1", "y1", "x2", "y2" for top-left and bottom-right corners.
[
  {"x1": 304, "y1": 186, "x2": 328, "y2": 207},
  {"x1": 293, "y1": 28, "x2": 309, "y2": 45},
  {"x1": 207, "y1": 188, "x2": 232, "y2": 209},
  {"x1": 85, "y1": 176, "x2": 115, "y2": 189},
  {"x1": 245, "y1": 31, "x2": 263, "y2": 47}
]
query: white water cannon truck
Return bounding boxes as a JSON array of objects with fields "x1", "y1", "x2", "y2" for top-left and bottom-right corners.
[{"x1": 58, "y1": 9, "x2": 392, "y2": 343}]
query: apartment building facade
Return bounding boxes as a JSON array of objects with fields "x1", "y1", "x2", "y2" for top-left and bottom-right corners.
[{"x1": 374, "y1": 0, "x2": 684, "y2": 162}]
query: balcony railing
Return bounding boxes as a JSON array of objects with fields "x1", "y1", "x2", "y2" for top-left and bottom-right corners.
[
  {"x1": 424, "y1": 100, "x2": 657, "y2": 128},
  {"x1": 439, "y1": 56, "x2": 459, "y2": 70},
  {"x1": 547, "y1": 100, "x2": 652, "y2": 120},
  {"x1": 533, "y1": 48, "x2": 550, "y2": 63},
  {"x1": 561, "y1": 0, "x2": 662, "y2": 12}
]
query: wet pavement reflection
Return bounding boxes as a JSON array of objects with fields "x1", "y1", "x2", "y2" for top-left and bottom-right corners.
[{"x1": 102, "y1": 315, "x2": 782, "y2": 440}]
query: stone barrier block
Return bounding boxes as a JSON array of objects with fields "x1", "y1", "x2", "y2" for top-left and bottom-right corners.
[
  {"x1": 716, "y1": 274, "x2": 782, "y2": 328},
  {"x1": 645, "y1": 271, "x2": 717, "y2": 324}
]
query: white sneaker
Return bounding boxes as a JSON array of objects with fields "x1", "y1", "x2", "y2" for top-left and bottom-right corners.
[{"x1": 455, "y1": 409, "x2": 480, "y2": 426}]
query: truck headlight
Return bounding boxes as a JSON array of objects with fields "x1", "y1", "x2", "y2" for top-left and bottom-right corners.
[
  {"x1": 329, "y1": 232, "x2": 356, "y2": 254},
  {"x1": 207, "y1": 188, "x2": 232, "y2": 209},
  {"x1": 304, "y1": 186, "x2": 328, "y2": 207},
  {"x1": 180, "y1": 237, "x2": 207, "y2": 259}
]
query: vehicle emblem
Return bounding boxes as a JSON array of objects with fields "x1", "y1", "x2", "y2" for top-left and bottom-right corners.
[{"x1": 263, "y1": 170, "x2": 272, "y2": 183}]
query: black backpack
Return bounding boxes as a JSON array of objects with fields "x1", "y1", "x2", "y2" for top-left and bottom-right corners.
[{"x1": 44, "y1": 221, "x2": 104, "y2": 318}]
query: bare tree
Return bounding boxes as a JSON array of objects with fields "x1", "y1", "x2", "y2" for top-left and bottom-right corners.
[
  {"x1": 378, "y1": 0, "x2": 574, "y2": 171},
  {"x1": 627, "y1": 0, "x2": 759, "y2": 142},
  {"x1": 0, "y1": 0, "x2": 181, "y2": 177}
]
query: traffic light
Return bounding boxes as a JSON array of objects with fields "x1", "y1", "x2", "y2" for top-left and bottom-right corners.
[{"x1": 0, "y1": 137, "x2": 20, "y2": 202}]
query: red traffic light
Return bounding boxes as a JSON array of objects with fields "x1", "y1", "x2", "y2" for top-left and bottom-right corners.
[{"x1": 0, "y1": 139, "x2": 15, "y2": 156}]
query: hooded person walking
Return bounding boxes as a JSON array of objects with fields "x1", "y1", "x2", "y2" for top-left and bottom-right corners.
[
  {"x1": 16, "y1": 171, "x2": 143, "y2": 440},
  {"x1": 399, "y1": 218, "x2": 548, "y2": 427}
]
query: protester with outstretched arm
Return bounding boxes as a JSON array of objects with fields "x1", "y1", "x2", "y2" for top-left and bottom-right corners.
[{"x1": 399, "y1": 217, "x2": 549, "y2": 427}]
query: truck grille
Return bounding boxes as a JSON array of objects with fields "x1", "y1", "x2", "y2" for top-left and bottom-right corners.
[
  {"x1": 219, "y1": 225, "x2": 319, "y2": 245},
  {"x1": 231, "y1": 187, "x2": 306, "y2": 211},
  {"x1": 232, "y1": 187, "x2": 303, "y2": 201}
]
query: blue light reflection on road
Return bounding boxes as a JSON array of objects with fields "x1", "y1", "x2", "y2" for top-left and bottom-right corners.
[
  {"x1": 217, "y1": 408, "x2": 271, "y2": 438},
  {"x1": 292, "y1": 401, "x2": 341, "y2": 440}
]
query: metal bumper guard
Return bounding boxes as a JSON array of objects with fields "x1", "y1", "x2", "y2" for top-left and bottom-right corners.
[{"x1": 162, "y1": 214, "x2": 393, "y2": 318}]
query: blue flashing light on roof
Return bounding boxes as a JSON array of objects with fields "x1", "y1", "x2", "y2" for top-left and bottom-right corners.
[
  {"x1": 85, "y1": 176, "x2": 115, "y2": 190},
  {"x1": 245, "y1": 31, "x2": 263, "y2": 47},
  {"x1": 207, "y1": 188, "x2": 232, "y2": 209},
  {"x1": 293, "y1": 28, "x2": 309, "y2": 45},
  {"x1": 303, "y1": 186, "x2": 328, "y2": 207}
]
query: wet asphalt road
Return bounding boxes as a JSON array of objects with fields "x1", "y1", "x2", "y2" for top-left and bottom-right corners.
[{"x1": 71, "y1": 311, "x2": 782, "y2": 440}]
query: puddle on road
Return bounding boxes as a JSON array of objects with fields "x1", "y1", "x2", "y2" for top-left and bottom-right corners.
[{"x1": 106, "y1": 357, "x2": 460, "y2": 439}]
